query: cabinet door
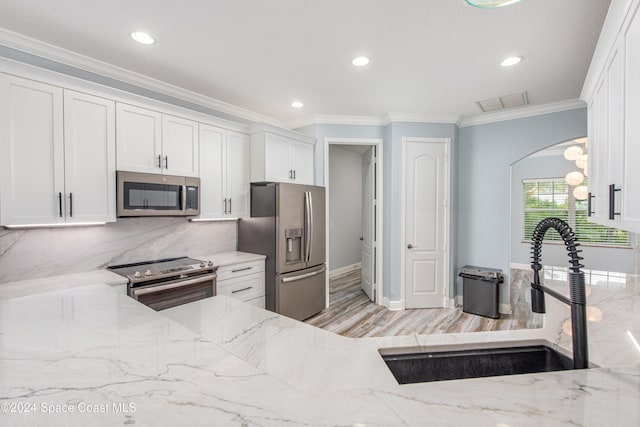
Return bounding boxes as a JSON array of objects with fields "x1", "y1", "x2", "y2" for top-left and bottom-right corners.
[
  {"x1": 162, "y1": 114, "x2": 199, "y2": 177},
  {"x1": 290, "y1": 140, "x2": 314, "y2": 185},
  {"x1": 622, "y1": 3, "x2": 640, "y2": 230},
  {"x1": 0, "y1": 75, "x2": 65, "y2": 225},
  {"x1": 198, "y1": 124, "x2": 226, "y2": 218},
  {"x1": 264, "y1": 134, "x2": 293, "y2": 182},
  {"x1": 590, "y1": 77, "x2": 609, "y2": 224},
  {"x1": 63, "y1": 90, "x2": 116, "y2": 223},
  {"x1": 226, "y1": 131, "x2": 251, "y2": 218},
  {"x1": 116, "y1": 103, "x2": 162, "y2": 173}
]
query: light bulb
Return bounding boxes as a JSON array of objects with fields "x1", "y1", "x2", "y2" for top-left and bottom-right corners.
[
  {"x1": 565, "y1": 171, "x2": 585, "y2": 186},
  {"x1": 573, "y1": 186, "x2": 588, "y2": 200},
  {"x1": 564, "y1": 146, "x2": 583, "y2": 161}
]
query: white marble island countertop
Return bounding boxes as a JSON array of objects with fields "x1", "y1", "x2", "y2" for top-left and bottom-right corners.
[{"x1": 1, "y1": 267, "x2": 639, "y2": 426}]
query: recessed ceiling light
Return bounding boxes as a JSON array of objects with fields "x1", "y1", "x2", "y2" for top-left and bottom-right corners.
[
  {"x1": 131, "y1": 31, "x2": 155, "y2": 45},
  {"x1": 500, "y1": 56, "x2": 523, "y2": 67},
  {"x1": 466, "y1": 0, "x2": 522, "y2": 8},
  {"x1": 291, "y1": 101, "x2": 304, "y2": 108},
  {"x1": 352, "y1": 56, "x2": 370, "y2": 67}
]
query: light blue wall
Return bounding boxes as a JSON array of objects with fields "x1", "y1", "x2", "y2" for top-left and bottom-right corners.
[
  {"x1": 302, "y1": 122, "x2": 458, "y2": 302},
  {"x1": 458, "y1": 108, "x2": 588, "y2": 306},
  {"x1": 510, "y1": 153, "x2": 635, "y2": 273}
]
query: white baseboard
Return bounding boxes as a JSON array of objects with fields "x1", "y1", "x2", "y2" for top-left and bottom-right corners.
[
  {"x1": 499, "y1": 303, "x2": 512, "y2": 315},
  {"x1": 510, "y1": 262, "x2": 530, "y2": 270},
  {"x1": 443, "y1": 297, "x2": 457, "y2": 308},
  {"x1": 329, "y1": 262, "x2": 361, "y2": 278},
  {"x1": 382, "y1": 297, "x2": 404, "y2": 311}
]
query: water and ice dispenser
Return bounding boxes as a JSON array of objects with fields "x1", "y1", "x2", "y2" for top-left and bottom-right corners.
[{"x1": 285, "y1": 228, "x2": 303, "y2": 263}]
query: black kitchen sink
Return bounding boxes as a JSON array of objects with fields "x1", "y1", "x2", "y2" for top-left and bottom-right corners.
[{"x1": 381, "y1": 345, "x2": 575, "y2": 384}]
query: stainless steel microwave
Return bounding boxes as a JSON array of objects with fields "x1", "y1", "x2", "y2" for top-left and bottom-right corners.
[{"x1": 116, "y1": 171, "x2": 200, "y2": 217}]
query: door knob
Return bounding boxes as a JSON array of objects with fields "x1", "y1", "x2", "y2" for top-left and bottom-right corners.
[
  {"x1": 360, "y1": 237, "x2": 364, "y2": 241},
  {"x1": 407, "y1": 244, "x2": 415, "y2": 249}
]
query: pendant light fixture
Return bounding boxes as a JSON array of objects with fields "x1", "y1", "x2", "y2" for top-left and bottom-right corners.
[{"x1": 465, "y1": 0, "x2": 523, "y2": 8}]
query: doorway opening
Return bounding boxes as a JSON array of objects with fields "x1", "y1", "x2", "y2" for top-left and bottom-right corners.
[{"x1": 323, "y1": 137, "x2": 383, "y2": 306}]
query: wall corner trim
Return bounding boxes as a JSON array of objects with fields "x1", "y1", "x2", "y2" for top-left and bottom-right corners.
[{"x1": 382, "y1": 297, "x2": 404, "y2": 311}]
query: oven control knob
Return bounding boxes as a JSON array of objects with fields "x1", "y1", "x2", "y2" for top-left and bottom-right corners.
[
  {"x1": 207, "y1": 260, "x2": 213, "y2": 267},
  {"x1": 199, "y1": 261, "x2": 206, "y2": 268},
  {"x1": 133, "y1": 271, "x2": 141, "y2": 279},
  {"x1": 144, "y1": 269, "x2": 152, "y2": 277}
]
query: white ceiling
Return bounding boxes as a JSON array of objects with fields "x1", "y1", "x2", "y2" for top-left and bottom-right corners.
[{"x1": 0, "y1": 0, "x2": 611, "y2": 126}]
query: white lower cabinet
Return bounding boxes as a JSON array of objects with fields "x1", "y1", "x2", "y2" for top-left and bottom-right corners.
[
  {"x1": 0, "y1": 75, "x2": 115, "y2": 226},
  {"x1": 216, "y1": 259, "x2": 265, "y2": 305}
]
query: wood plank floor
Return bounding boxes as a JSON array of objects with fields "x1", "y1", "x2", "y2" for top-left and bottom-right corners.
[{"x1": 305, "y1": 269, "x2": 534, "y2": 338}]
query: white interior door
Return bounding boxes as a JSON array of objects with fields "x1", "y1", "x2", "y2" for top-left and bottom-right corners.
[
  {"x1": 404, "y1": 139, "x2": 448, "y2": 308},
  {"x1": 361, "y1": 147, "x2": 375, "y2": 301}
]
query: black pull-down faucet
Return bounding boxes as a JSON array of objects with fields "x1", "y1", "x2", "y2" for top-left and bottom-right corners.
[{"x1": 530, "y1": 217, "x2": 589, "y2": 369}]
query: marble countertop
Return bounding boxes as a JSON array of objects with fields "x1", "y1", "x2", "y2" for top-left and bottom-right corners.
[{"x1": 0, "y1": 267, "x2": 639, "y2": 426}]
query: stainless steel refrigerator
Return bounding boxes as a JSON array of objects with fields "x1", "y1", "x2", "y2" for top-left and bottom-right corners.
[{"x1": 238, "y1": 182, "x2": 326, "y2": 321}]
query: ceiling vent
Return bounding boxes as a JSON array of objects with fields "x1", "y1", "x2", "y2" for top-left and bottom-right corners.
[{"x1": 478, "y1": 91, "x2": 529, "y2": 112}]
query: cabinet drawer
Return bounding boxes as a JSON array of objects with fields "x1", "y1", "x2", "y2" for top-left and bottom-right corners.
[
  {"x1": 216, "y1": 259, "x2": 265, "y2": 281},
  {"x1": 217, "y1": 272, "x2": 265, "y2": 302}
]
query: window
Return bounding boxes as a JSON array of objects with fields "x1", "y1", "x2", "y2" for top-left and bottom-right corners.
[{"x1": 523, "y1": 178, "x2": 630, "y2": 247}]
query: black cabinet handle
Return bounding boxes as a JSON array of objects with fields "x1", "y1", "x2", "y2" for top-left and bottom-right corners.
[
  {"x1": 224, "y1": 198, "x2": 227, "y2": 214},
  {"x1": 157, "y1": 155, "x2": 162, "y2": 169},
  {"x1": 58, "y1": 192, "x2": 63, "y2": 217},
  {"x1": 231, "y1": 286, "x2": 253, "y2": 294},
  {"x1": 608, "y1": 184, "x2": 621, "y2": 220},
  {"x1": 587, "y1": 192, "x2": 595, "y2": 217},
  {"x1": 293, "y1": 170, "x2": 296, "y2": 180},
  {"x1": 69, "y1": 193, "x2": 73, "y2": 217},
  {"x1": 229, "y1": 198, "x2": 232, "y2": 214},
  {"x1": 164, "y1": 156, "x2": 168, "y2": 169}
]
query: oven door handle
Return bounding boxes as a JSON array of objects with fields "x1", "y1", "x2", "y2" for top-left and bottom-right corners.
[{"x1": 131, "y1": 273, "x2": 217, "y2": 296}]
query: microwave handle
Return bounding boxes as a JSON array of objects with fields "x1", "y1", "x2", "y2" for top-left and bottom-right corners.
[{"x1": 182, "y1": 185, "x2": 187, "y2": 211}]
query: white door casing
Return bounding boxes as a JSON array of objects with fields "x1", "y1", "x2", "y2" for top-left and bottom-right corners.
[
  {"x1": 323, "y1": 137, "x2": 384, "y2": 306},
  {"x1": 403, "y1": 137, "x2": 449, "y2": 309},
  {"x1": 361, "y1": 146, "x2": 375, "y2": 301}
]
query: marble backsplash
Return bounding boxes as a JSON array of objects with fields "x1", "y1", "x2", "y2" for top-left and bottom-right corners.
[{"x1": 0, "y1": 218, "x2": 237, "y2": 283}]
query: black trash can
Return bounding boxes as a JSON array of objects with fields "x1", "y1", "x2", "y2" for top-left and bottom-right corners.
[{"x1": 458, "y1": 265, "x2": 504, "y2": 319}]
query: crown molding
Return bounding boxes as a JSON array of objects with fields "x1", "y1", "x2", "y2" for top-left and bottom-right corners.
[
  {"x1": 0, "y1": 28, "x2": 285, "y2": 128},
  {"x1": 458, "y1": 99, "x2": 587, "y2": 128},
  {"x1": 386, "y1": 112, "x2": 461, "y2": 125}
]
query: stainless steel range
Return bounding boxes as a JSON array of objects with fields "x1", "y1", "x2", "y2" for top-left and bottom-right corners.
[{"x1": 108, "y1": 257, "x2": 217, "y2": 311}]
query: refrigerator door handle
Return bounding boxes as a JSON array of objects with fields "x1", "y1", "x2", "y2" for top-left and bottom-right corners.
[
  {"x1": 304, "y1": 191, "x2": 312, "y2": 263},
  {"x1": 308, "y1": 190, "x2": 314, "y2": 262},
  {"x1": 281, "y1": 266, "x2": 326, "y2": 283}
]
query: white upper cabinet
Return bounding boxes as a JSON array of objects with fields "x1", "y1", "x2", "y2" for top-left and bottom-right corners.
[
  {"x1": 162, "y1": 114, "x2": 199, "y2": 177},
  {"x1": 116, "y1": 103, "x2": 162, "y2": 174},
  {"x1": 63, "y1": 90, "x2": 116, "y2": 223},
  {"x1": 582, "y1": 0, "x2": 640, "y2": 233},
  {"x1": 0, "y1": 75, "x2": 115, "y2": 225},
  {"x1": 199, "y1": 124, "x2": 250, "y2": 218},
  {"x1": 0, "y1": 75, "x2": 65, "y2": 225},
  {"x1": 116, "y1": 103, "x2": 198, "y2": 177},
  {"x1": 250, "y1": 125, "x2": 315, "y2": 185},
  {"x1": 622, "y1": 2, "x2": 640, "y2": 226},
  {"x1": 226, "y1": 131, "x2": 251, "y2": 218}
]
